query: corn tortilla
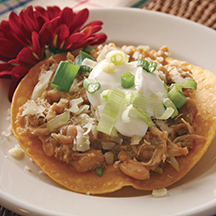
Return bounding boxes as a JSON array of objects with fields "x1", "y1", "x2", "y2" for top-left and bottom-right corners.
[{"x1": 11, "y1": 54, "x2": 216, "y2": 194}]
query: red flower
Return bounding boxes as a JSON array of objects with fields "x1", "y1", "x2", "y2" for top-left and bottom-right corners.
[
  {"x1": 0, "y1": 6, "x2": 107, "y2": 101},
  {"x1": 45, "y1": 8, "x2": 107, "y2": 53}
]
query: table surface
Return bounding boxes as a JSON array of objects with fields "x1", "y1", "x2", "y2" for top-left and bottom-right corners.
[{"x1": 0, "y1": 0, "x2": 215, "y2": 215}]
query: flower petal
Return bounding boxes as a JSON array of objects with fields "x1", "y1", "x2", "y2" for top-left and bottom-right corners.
[
  {"x1": 9, "y1": 47, "x2": 39, "y2": 67},
  {"x1": 0, "y1": 63, "x2": 13, "y2": 78},
  {"x1": 89, "y1": 33, "x2": 107, "y2": 45},
  {"x1": 0, "y1": 15, "x2": 29, "y2": 46},
  {"x1": 71, "y1": 8, "x2": 89, "y2": 32},
  {"x1": 55, "y1": 24, "x2": 70, "y2": 46},
  {"x1": 0, "y1": 38, "x2": 23, "y2": 61},
  {"x1": 47, "y1": 6, "x2": 61, "y2": 20},
  {"x1": 31, "y1": 32, "x2": 42, "y2": 59},
  {"x1": 64, "y1": 32, "x2": 85, "y2": 49}
]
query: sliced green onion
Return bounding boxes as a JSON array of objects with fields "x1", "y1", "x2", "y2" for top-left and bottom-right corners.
[
  {"x1": 122, "y1": 104, "x2": 133, "y2": 123},
  {"x1": 82, "y1": 46, "x2": 94, "y2": 54},
  {"x1": 182, "y1": 79, "x2": 197, "y2": 90},
  {"x1": 157, "y1": 107, "x2": 174, "y2": 120},
  {"x1": 83, "y1": 78, "x2": 101, "y2": 94},
  {"x1": 106, "y1": 50, "x2": 128, "y2": 65},
  {"x1": 46, "y1": 111, "x2": 70, "y2": 132},
  {"x1": 121, "y1": 72, "x2": 135, "y2": 89},
  {"x1": 137, "y1": 59, "x2": 149, "y2": 69},
  {"x1": 169, "y1": 79, "x2": 197, "y2": 91},
  {"x1": 101, "y1": 89, "x2": 112, "y2": 101},
  {"x1": 148, "y1": 61, "x2": 158, "y2": 73},
  {"x1": 102, "y1": 62, "x2": 116, "y2": 73},
  {"x1": 130, "y1": 106, "x2": 153, "y2": 127},
  {"x1": 130, "y1": 91, "x2": 148, "y2": 113},
  {"x1": 168, "y1": 86, "x2": 187, "y2": 109},
  {"x1": 102, "y1": 87, "x2": 125, "y2": 118},
  {"x1": 51, "y1": 61, "x2": 80, "y2": 92},
  {"x1": 163, "y1": 81, "x2": 168, "y2": 93},
  {"x1": 73, "y1": 51, "x2": 94, "y2": 66},
  {"x1": 95, "y1": 168, "x2": 103, "y2": 176},
  {"x1": 97, "y1": 88, "x2": 125, "y2": 136},
  {"x1": 163, "y1": 98, "x2": 178, "y2": 118},
  {"x1": 81, "y1": 58, "x2": 97, "y2": 68},
  {"x1": 79, "y1": 65, "x2": 93, "y2": 72},
  {"x1": 97, "y1": 114, "x2": 118, "y2": 137},
  {"x1": 169, "y1": 83, "x2": 184, "y2": 92},
  {"x1": 137, "y1": 59, "x2": 157, "y2": 73}
]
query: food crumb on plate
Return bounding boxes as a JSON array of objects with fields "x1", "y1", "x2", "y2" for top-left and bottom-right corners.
[
  {"x1": 152, "y1": 188, "x2": 168, "y2": 197},
  {"x1": 24, "y1": 165, "x2": 31, "y2": 172},
  {"x1": 8, "y1": 144, "x2": 24, "y2": 159},
  {"x1": 39, "y1": 170, "x2": 46, "y2": 175}
]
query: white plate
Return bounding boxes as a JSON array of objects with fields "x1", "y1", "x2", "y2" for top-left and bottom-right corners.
[{"x1": 1, "y1": 8, "x2": 216, "y2": 216}]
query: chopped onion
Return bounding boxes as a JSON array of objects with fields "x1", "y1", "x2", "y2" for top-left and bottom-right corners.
[
  {"x1": 101, "y1": 141, "x2": 115, "y2": 150},
  {"x1": 68, "y1": 97, "x2": 83, "y2": 113},
  {"x1": 31, "y1": 70, "x2": 54, "y2": 99},
  {"x1": 73, "y1": 125, "x2": 90, "y2": 152},
  {"x1": 104, "y1": 151, "x2": 114, "y2": 165},
  {"x1": 46, "y1": 111, "x2": 70, "y2": 132},
  {"x1": 152, "y1": 188, "x2": 168, "y2": 197},
  {"x1": 22, "y1": 100, "x2": 45, "y2": 118},
  {"x1": 96, "y1": 45, "x2": 116, "y2": 62},
  {"x1": 131, "y1": 135, "x2": 142, "y2": 145}
]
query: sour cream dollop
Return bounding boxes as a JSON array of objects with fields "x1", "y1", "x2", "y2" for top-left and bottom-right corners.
[{"x1": 86, "y1": 50, "x2": 167, "y2": 137}]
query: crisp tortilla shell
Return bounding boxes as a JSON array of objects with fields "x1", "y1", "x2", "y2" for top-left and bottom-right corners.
[{"x1": 11, "y1": 54, "x2": 216, "y2": 194}]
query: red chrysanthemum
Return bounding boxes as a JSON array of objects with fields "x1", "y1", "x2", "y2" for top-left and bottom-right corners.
[{"x1": 0, "y1": 6, "x2": 107, "y2": 101}]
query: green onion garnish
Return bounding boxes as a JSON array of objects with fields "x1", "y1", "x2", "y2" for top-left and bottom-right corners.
[
  {"x1": 102, "y1": 62, "x2": 116, "y2": 73},
  {"x1": 137, "y1": 59, "x2": 157, "y2": 73},
  {"x1": 101, "y1": 89, "x2": 112, "y2": 101},
  {"x1": 79, "y1": 65, "x2": 93, "y2": 72},
  {"x1": 148, "y1": 61, "x2": 158, "y2": 73},
  {"x1": 46, "y1": 111, "x2": 70, "y2": 132},
  {"x1": 97, "y1": 87, "x2": 125, "y2": 136},
  {"x1": 97, "y1": 114, "x2": 118, "y2": 137},
  {"x1": 95, "y1": 168, "x2": 103, "y2": 176},
  {"x1": 157, "y1": 107, "x2": 174, "y2": 120},
  {"x1": 83, "y1": 78, "x2": 101, "y2": 94},
  {"x1": 74, "y1": 51, "x2": 94, "y2": 66},
  {"x1": 82, "y1": 46, "x2": 94, "y2": 54},
  {"x1": 182, "y1": 79, "x2": 197, "y2": 90},
  {"x1": 51, "y1": 61, "x2": 80, "y2": 92},
  {"x1": 121, "y1": 72, "x2": 135, "y2": 89},
  {"x1": 163, "y1": 98, "x2": 178, "y2": 118},
  {"x1": 105, "y1": 50, "x2": 129, "y2": 65},
  {"x1": 130, "y1": 106, "x2": 153, "y2": 126},
  {"x1": 168, "y1": 86, "x2": 187, "y2": 109}
]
